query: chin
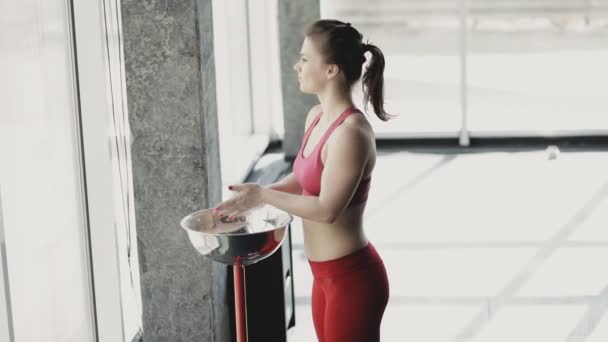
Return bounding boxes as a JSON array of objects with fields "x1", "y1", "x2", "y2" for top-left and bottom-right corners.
[
  {"x1": 299, "y1": 84, "x2": 312, "y2": 94},
  {"x1": 298, "y1": 83, "x2": 317, "y2": 95}
]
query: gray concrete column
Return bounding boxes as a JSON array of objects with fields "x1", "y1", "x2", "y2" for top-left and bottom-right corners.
[
  {"x1": 278, "y1": 0, "x2": 321, "y2": 159},
  {"x1": 121, "y1": 1, "x2": 229, "y2": 341}
]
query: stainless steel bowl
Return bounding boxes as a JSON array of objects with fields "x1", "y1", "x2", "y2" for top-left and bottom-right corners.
[{"x1": 179, "y1": 204, "x2": 293, "y2": 266}]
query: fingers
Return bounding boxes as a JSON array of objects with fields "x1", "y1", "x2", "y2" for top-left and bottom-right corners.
[
  {"x1": 228, "y1": 184, "x2": 243, "y2": 192},
  {"x1": 213, "y1": 203, "x2": 229, "y2": 218},
  {"x1": 215, "y1": 184, "x2": 255, "y2": 218},
  {"x1": 215, "y1": 207, "x2": 243, "y2": 221},
  {"x1": 215, "y1": 207, "x2": 230, "y2": 218},
  {"x1": 214, "y1": 199, "x2": 241, "y2": 219},
  {"x1": 225, "y1": 210, "x2": 243, "y2": 221}
]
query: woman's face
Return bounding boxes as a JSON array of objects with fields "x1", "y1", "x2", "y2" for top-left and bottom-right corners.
[{"x1": 293, "y1": 36, "x2": 333, "y2": 94}]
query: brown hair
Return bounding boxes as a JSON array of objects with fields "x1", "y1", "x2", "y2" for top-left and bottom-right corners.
[{"x1": 305, "y1": 19, "x2": 393, "y2": 121}]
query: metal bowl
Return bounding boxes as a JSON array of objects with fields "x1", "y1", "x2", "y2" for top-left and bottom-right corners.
[{"x1": 179, "y1": 204, "x2": 293, "y2": 266}]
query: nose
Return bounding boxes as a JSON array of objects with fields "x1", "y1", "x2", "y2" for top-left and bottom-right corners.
[{"x1": 293, "y1": 62, "x2": 300, "y2": 72}]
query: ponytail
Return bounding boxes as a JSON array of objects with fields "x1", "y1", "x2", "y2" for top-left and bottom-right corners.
[
  {"x1": 305, "y1": 20, "x2": 394, "y2": 121},
  {"x1": 362, "y1": 43, "x2": 392, "y2": 121}
]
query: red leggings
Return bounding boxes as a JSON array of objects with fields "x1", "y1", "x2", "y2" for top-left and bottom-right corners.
[{"x1": 309, "y1": 243, "x2": 389, "y2": 342}]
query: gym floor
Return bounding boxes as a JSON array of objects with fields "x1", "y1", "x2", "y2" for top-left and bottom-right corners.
[{"x1": 247, "y1": 144, "x2": 608, "y2": 342}]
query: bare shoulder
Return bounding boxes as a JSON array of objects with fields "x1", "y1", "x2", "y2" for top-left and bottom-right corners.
[
  {"x1": 304, "y1": 104, "x2": 322, "y2": 131},
  {"x1": 328, "y1": 112, "x2": 374, "y2": 153},
  {"x1": 342, "y1": 111, "x2": 375, "y2": 141}
]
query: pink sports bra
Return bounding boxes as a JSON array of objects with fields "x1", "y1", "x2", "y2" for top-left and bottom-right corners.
[{"x1": 293, "y1": 106, "x2": 371, "y2": 207}]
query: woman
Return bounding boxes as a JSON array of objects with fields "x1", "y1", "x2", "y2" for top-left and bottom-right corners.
[{"x1": 214, "y1": 19, "x2": 392, "y2": 342}]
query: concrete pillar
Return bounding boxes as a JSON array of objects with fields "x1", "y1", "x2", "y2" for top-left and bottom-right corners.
[
  {"x1": 278, "y1": 0, "x2": 321, "y2": 159},
  {"x1": 121, "y1": 0, "x2": 229, "y2": 341}
]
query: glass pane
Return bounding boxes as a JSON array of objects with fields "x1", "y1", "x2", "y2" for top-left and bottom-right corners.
[
  {"x1": 0, "y1": 0, "x2": 95, "y2": 340},
  {"x1": 321, "y1": 0, "x2": 462, "y2": 136},
  {"x1": 468, "y1": 1, "x2": 608, "y2": 133}
]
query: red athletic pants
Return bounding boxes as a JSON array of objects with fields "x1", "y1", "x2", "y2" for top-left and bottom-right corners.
[{"x1": 309, "y1": 243, "x2": 389, "y2": 342}]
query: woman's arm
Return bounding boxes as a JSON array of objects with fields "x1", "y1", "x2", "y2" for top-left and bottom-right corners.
[
  {"x1": 261, "y1": 123, "x2": 370, "y2": 223},
  {"x1": 217, "y1": 180, "x2": 333, "y2": 223},
  {"x1": 260, "y1": 173, "x2": 331, "y2": 223},
  {"x1": 260, "y1": 188, "x2": 334, "y2": 223},
  {"x1": 215, "y1": 105, "x2": 371, "y2": 223},
  {"x1": 265, "y1": 172, "x2": 302, "y2": 195},
  {"x1": 217, "y1": 125, "x2": 369, "y2": 222}
]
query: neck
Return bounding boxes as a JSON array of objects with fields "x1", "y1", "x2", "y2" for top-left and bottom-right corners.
[{"x1": 316, "y1": 82, "x2": 354, "y2": 124}]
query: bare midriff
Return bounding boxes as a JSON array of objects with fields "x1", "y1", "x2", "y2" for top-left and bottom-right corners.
[{"x1": 302, "y1": 197, "x2": 369, "y2": 262}]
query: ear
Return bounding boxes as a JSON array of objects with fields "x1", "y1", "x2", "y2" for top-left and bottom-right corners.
[{"x1": 326, "y1": 64, "x2": 340, "y2": 80}]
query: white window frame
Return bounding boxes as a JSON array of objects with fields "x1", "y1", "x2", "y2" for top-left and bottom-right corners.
[
  {"x1": 213, "y1": 0, "x2": 285, "y2": 199},
  {"x1": 247, "y1": 0, "x2": 285, "y2": 141},
  {"x1": 0, "y1": 191, "x2": 15, "y2": 342},
  {"x1": 71, "y1": 0, "x2": 126, "y2": 341}
]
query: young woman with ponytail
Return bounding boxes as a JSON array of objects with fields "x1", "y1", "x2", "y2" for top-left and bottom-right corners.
[{"x1": 214, "y1": 19, "x2": 391, "y2": 342}]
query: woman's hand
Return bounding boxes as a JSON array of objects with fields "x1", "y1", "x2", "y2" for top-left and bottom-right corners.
[{"x1": 213, "y1": 183, "x2": 264, "y2": 220}]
